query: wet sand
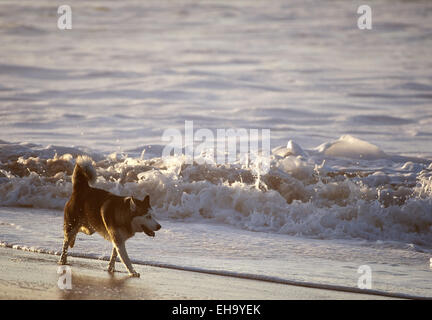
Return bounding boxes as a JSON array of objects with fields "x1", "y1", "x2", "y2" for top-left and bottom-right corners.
[{"x1": 0, "y1": 247, "x2": 396, "y2": 300}]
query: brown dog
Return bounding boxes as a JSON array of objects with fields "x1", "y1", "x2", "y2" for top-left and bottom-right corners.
[{"x1": 58, "y1": 156, "x2": 161, "y2": 277}]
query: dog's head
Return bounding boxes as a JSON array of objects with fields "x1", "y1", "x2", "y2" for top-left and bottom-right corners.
[{"x1": 128, "y1": 195, "x2": 161, "y2": 237}]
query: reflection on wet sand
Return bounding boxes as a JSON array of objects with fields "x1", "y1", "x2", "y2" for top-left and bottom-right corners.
[{"x1": 58, "y1": 272, "x2": 152, "y2": 300}]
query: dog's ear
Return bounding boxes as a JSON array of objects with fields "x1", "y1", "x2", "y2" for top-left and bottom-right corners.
[
  {"x1": 143, "y1": 195, "x2": 150, "y2": 208},
  {"x1": 125, "y1": 197, "x2": 137, "y2": 212}
]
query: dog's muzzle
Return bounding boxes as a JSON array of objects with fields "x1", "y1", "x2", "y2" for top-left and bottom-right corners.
[
  {"x1": 141, "y1": 222, "x2": 161, "y2": 237},
  {"x1": 141, "y1": 224, "x2": 155, "y2": 237}
]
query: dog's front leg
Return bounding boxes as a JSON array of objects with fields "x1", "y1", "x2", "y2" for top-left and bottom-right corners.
[
  {"x1": 113, "y1": 241, "x2": 140, "y2": 277},
  {"x1": 107, "y1": 247, "x2": 118, "y2": 273}
]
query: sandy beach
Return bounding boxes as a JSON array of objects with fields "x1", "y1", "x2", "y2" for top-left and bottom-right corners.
[{"x1": 0, "y1": 247, "x2": 396, "y2": 300}]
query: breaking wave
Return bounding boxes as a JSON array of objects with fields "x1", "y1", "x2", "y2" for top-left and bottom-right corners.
[{"x1": 0, "y1": 136, "x2": 431, "y2": 248}]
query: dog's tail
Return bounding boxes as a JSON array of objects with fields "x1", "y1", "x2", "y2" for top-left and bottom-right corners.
[{"x1": 72, "y1": 155, "x2": 97, "y2": 189}]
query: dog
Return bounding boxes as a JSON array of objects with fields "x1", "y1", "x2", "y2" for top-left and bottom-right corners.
[{"x1": 58, "y1": 156, "x2": 161, "y2": 277}]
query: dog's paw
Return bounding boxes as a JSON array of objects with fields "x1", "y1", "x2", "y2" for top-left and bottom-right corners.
[
  {"x1": 129, "y1": 271, "x2": 140, "y2": 278},
  {"x1": 107, "y1": 268, "x2": 116, "y2": 273}
]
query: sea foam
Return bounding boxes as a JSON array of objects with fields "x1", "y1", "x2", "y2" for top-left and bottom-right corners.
[{"x1": 0, "y1": 137, "x2": 431, "y2": 247}]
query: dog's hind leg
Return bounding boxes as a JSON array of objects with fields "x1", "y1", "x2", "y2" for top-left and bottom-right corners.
[
  {"x1": 58, "y1": 224, "x2": 79, "y2": 265},
  {"x1": 59, "y1": 200, "x2": 81, "y2": 265},
  {"x1": 59, "y1": 238, "x2": 68, "y2": 265},
  {"x1": 107, "y1": 247, "x2": 118, "y2": 273}
]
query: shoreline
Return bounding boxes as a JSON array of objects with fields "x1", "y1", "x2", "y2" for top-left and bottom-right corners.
[{"x1": 0, "y1": 247, "x2": 398, "y2": 300}]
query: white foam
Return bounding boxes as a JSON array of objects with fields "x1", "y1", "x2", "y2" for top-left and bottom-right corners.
[
  {"x1": 273, "y1": 140, "x2": 307, "y2": 158},
  {"x1": 316, "y1": 135, "x2": 387, "y2": 160},
  {"x1": 0, "y1": 138, "x2": 431, "y2": 247}
]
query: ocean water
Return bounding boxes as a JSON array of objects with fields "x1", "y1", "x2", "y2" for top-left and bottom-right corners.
[{"x1": 0, "y1": 0, "x2": 431, "y2": 298}]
